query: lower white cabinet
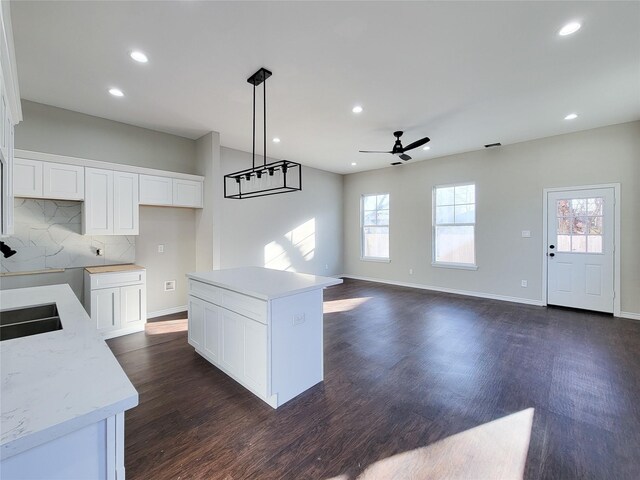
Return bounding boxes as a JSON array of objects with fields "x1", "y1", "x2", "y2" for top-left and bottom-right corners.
[{"x1": 84, "y1": 267, "x2": 146, "y2": 339}]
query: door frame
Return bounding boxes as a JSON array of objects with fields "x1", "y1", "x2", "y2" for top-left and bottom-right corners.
[{"x1": 541, "y1": 183, "x2": 621, "y2": 317}]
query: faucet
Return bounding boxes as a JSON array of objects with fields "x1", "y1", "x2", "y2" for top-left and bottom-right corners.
[{"x1": 0, "y1": 241, "x2": 17, "y2": 258}]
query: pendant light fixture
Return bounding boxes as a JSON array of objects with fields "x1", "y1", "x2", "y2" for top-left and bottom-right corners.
[{"x1": 224, "y1": 68, "x2": 302, "y2": 199}]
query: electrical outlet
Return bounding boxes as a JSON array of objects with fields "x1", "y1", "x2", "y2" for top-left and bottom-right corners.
[
  {"x1": 325, "y1": 264, "x2": 329, "y2": 270},
  {"x1": 409, "y1": 268, "x2": 413, "y2": 275},
  {"x1": 293, "y1": 313, "x2": 305, "y2": 325},
  {"x1": 164, "y1": 280, "x2": 176, "y2": 292},
  {"x1": 521, "y1": 230, "x2": 531, "y2": 238},
  {"x1": 521, "y1": 280, "x2": 528, "y2": 287},
  {"x1": 96, "y1": 248, "x2": 103, "y2": 256},
  {"x1": 158, "y1": 244, "x2": 165, "y2": 253}
]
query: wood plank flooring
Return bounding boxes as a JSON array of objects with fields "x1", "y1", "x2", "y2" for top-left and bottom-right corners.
[{"x1": 107, "y1": 279, "x2": 640, "y2": 479}]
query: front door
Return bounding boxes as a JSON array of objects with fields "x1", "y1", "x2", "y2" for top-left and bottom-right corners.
[{"x1": 547, "y1": 187, "x2": 615, "y2": 313}]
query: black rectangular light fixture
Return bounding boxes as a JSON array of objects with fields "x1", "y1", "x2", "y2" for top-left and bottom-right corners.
[{"x1": 224, "y1": 67, "x2": 303, "y2": 199}]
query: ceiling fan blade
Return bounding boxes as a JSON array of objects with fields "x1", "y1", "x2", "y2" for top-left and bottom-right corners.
[
  {"x1": 399, "y1": 154, "x2": 412, "y2": 161},
  {"x1": 359, "y1": 150, "x2": 393, "y2": 154},
  {"x1": 401, "y1": 136, "x2": 430, "y2": 152}
]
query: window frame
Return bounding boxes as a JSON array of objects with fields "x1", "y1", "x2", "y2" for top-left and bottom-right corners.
[
  {"x1": 432, "y1": 182, "x2": 478, "y2": 270},
  {"x1": 360, "y1": 192, "x2": 390, "y2": 262}
]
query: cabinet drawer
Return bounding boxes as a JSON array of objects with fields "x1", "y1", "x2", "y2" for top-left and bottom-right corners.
[
  {"x1": 188, "y1": 280, "x2": 267, "y2": 324},
  {"x1": 91, "y1": 270, "x2": 146, "y2": 289}
]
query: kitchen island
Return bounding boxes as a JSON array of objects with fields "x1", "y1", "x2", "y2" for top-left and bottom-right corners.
[
  {"x1": 186, "y1": 267, "x2": 342, "y2": 408},
  {"x1": 0, "y1": 284, "x2": 138, "y2": 480}
]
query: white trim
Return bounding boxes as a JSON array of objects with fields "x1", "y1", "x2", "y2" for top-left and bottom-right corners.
[
  {"x1": 360, "y1": 257, "x2": 391, "y2": 263},
  {"x1": 101, "y1": 323, "x2": 146, "y2": 340},
  {"x1": 14, "y1": 149, "x2": 204, "y2": 182},
  {"x1": 541, "y1": 183, "x2": 621, "y2": 317},
  {"x1": 340, "y1": 274, "x2": 544, "y2": 307},
  {"x1": 147, "y1": 304, "x2": 188, "y2": 319},
  {"x1": 619, "y1": 311, "x2": 640, "y2": 321},
  {"x1": 0, "y1": 1, "x2": 22, "y2": 122},
  {"x1": 431, "y1": 262, "x2": 478, "y2": 271}
]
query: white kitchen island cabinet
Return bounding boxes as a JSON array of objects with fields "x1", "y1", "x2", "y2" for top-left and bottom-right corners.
[{"x1": 187, "y1": 267, "x2": 342, "y2": 408}]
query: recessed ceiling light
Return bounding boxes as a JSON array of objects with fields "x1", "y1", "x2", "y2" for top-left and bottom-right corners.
[
  {"x1": 423, "y1": 146, "x2": 431, "y2": 151},
  {"x1": 351, "y1": 162, "x2": 357, "y2": 166},
  {"x1": 130, "y1": 50, "x2": 148, "y2": 63},
  {"x1": 564, "y1": 113, "x2": 578, "y2": 120},
  {"x1": 108, "y1": 88, "x2": 124, "y2": 97},
  {"x1": 272, "y1": 137, "x2": 281, "y2": 143},
  {"x1": 352, "y1": 105, "x2": 363, "y2": 114},
  {"x1": 559, "y1": 22, "x2": 581, "y2": 36}
]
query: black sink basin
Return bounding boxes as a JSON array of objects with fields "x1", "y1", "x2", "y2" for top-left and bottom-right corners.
[{"x1": 0, "y1": 303, "x2": 63, "y2": 341}]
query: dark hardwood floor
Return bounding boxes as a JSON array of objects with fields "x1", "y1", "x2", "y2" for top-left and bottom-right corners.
[{"x1": 107, "y1": 279, "x2": 640, "y2": 479}]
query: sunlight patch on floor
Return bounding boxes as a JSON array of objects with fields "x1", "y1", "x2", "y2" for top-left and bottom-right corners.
[
  {"x1": 145, "y1": 319, "x2": 188, "y2": 335},
  {"x1": 323, "y1": 297, "x2": 372, "y2": 314},
  {"x1": 327, "y1": 408, "x2": 534, "y2": 480}
]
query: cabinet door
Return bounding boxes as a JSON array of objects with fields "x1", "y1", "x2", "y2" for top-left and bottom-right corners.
[
  {"x1": 243, "y1": 317, "x2": 267, "y2": 395},
  {"x1": 43, "y1": 162, "x2": 84, "y2": 200},
  {"x1": 91, "y1": 287, "x2": 120, "y2": 332},
  {"x1": 13, "y1": 158, "x2": 43, "y2": 198},
  {"x1": 113, "y1": 171, "x2": 139, "y2": 235},
  {"x1": 203, "y1": 302, "x2": 221, "y2": 363},
  {"x1": 139, "y1": 175, "x2": 173, "y2": 206},
  {"x1": 188, "y1": 296, "x2": 204, "y2": 349},
  {"x1": 121, "y1": 284, "x2": 146, "y2": 326},
  {"x1": 83, "y1": 168, "x2": 113, "y2": 235},
  {"x1": 220, "y1": 308, "x2": 244, "y2": 377},
  {"x1": 173, "y1": 178, "x2": 203, "y2": 208}
]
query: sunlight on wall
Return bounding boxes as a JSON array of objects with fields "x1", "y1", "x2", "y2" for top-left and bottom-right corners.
[
  {"x1": 323, "y1": 297, "x2": 372, "y2": 314},
  {"x1": 326, "y1": 408, "x2": 534, "y2": 480},
  {"x1": 264, "y1": 218, "x2": 316, "y2": 272}
]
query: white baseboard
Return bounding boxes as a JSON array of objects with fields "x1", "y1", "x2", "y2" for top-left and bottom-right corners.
[
  {"x1": 147, "y1": 305, "x2": 188, "y2": 319},
  {"x1": 619, "y1": 311, "x2": 640, "y2": 321},
  {"x1": 339, "y1": 274, "x2": 545, "y2": 307}
]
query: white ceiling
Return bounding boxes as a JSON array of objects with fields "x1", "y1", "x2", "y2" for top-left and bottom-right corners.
[{"x1": 10, "y1": 1, "x2": 640, "y2": 174}]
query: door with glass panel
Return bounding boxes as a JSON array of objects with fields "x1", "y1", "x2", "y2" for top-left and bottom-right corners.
[{"x1": 547, "y1": 187, "x2": 614, "y2": 313}]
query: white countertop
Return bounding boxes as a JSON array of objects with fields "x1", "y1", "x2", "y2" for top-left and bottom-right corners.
[
  {"x1": 0, "y1": 284, "x2": 138, "y2": 460},
  {"x1": 187, "y1": 267, "x2": 343, "y2": 300}
]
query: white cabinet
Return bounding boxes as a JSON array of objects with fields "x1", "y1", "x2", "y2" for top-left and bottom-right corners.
[
  {"x1": 139, "y1": 174, "x2": 203, "y2": 208},
  {"x1": 14, "y1": 159, "x2": 84, "y2": 200},
  {"x1": 83, "y1": 168, "x2": 138, "y2": 235},
  {"x1": 113, "y1": 171, "x2": 139, "y2": 235},
  {"x1": 84, "y1": 267, "x2": 147, "y2": 339},
  {"x1": 139, "y1": 174, "x2": 172, "y2": 206},
  {"x1": 42, "y1": 162, "x2": 84, "y2": 200},
  {"x1": 173, "y1": 178, "x2": 203, "y2": 207},
  {"x1": 13, "y1": 158, "x2": 43, "y2": 197}
]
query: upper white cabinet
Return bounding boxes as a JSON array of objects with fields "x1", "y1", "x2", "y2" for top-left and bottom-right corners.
[
  {"x1": 14, "y1": 159, "x2": 84, "y2": 200},
  {"x1": 43, "y1": 162, "x2": 84, "y2": 200},
  {"x1": 83, "y1": 167, "x2": 138, "y2": 235},
  {"x1": 140, "y1": 174, "x2": 203, "y2": 208},
  {"x1": 173, "y1": 178, "x2": 203, "y2": 208},
  {"x1": 13, "y1": 158, "x2": 42, "y2": 197},
  {"x1": 139, "y1": 174, "x2": 172, "y2": 206}
]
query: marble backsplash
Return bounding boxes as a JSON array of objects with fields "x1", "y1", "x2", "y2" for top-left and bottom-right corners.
[{"x1": 0, "y1": 199, "x2": 135, "y2": 273}]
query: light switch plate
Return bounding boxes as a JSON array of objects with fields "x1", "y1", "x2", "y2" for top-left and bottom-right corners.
[
  {"x1": 158, "y1": 244, "x2": 165, "y2": 253},
  {"x1": 521, "y1": 230, "x2": 531, "y2": 238}
]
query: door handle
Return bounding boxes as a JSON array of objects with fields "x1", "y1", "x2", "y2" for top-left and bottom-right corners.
[
  {"x1": 549, "y1": 245, "x2": 555, "y2": 249},
  {"x1": 549, "y1": 253, "x2": 555, "y2": 257}
]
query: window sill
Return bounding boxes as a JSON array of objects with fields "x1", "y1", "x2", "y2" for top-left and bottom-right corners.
[
  {"x1": 431, "y1": 262, "x2": 478, "y2": 271},
  {"x1": 361, "y1": 257, "x2": 391, "y2": 263}
]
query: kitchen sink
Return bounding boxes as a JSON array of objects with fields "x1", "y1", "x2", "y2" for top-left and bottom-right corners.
[{"x1": 0, "y1": 303, "x2": 62, "y2": 341}]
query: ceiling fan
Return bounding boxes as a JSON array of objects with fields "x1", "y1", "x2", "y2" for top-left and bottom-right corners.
[{"x1": 359, "y1": 131, "x2": 430, "y2": 164}]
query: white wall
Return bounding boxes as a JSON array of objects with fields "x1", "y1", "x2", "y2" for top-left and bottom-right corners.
[
  {"x1": 343, "y1": 121, "x2": 640, "y2": 316},
  {"x1": 16, "y1": 101, "x2": 196, "y2": 173},
  {"x1": 219, "y1": 147, "x2": 344, "y2": 276},
  {"x1": 5, "y1": 101, "x2": 198, "y2": 314}
]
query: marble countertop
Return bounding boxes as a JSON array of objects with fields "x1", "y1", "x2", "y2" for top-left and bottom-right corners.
[
  {"x1": 85, "y1": 264, "x2": 144, "y2": 274},
  {"x1": 187, "y1": 267, "x2": 343, "y2": 300},
  {"x1": 0, "y1": 284, "x2": 138, "y2": 460}
]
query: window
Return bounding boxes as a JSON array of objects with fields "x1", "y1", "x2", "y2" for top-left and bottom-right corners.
[
  {"x1": 556, "y1": 197, "x2": 603, "y2": 253},
  {"x1": 361, "y1": 193, "x2": 389, "y2": 260},
  {"x1": 433, "y1": 183, "x2": 476, "y2": 267}
]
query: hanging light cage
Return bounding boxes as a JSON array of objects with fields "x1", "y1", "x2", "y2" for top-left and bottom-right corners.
[{"x1": 224, "y1": 67, "x2": 302, "y2": 199}]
